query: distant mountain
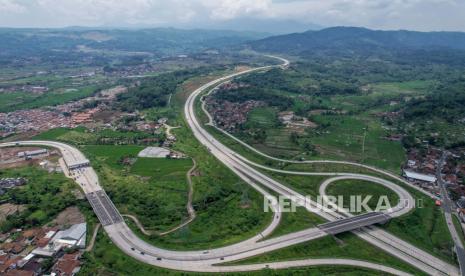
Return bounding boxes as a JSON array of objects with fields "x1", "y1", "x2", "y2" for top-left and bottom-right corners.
[
  {"x1": 0, "y1": 27, "x2": 268, "y2": 58},
  {"x1": 173, "y1": 18, "x2": 323, "y2": 35},
  {"x1": 249, "y1": 26, "x2": 465, "y2": 55}
]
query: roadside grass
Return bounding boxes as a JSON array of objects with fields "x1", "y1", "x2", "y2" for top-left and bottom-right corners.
[
  {"x1": 225, "y1": 232, "x2": 425, "y2": 275},
  {"x1": 383, "y1": 189, "x2": 456, "y2": 264},
  {"x1": 452, "y1": 215, "x2": 465, "y2": 246},
  {"x1": 325, "y1": 179, "x2": 400, "y2": 214},
  {"x1": 265, "y1": 207, "x2": 325, "y2": 240}
]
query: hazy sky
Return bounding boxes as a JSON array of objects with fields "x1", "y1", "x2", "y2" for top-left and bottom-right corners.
[{"x1": 1, "y1": 0, "x2": 464, "y2": 32}]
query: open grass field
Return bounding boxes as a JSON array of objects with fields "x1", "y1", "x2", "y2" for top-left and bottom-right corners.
[
  {"x1": 246, "y1": 107, "x2": 279, "y2": 128},
  {"x1": 326, "y1": 179, "x2": 400, "y2": 214},
  {"x1": 308, "y1": 114, "x2": 405, "y2": 173},
  {"x1": 372, "y1": 80, "x2": 434, "y2": 95},
  {"x1": 131, "y1": 158, "x2": 193, "y2": 182},
  {"x1": 248, "y1": 128, "x2": 302, "y2": 158},
  {"x1": 81, "y1": 145, "x2": 144, "y2": 169}
]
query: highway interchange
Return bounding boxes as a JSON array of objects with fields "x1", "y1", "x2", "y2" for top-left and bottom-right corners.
[{"x1": 0, "y1": 56, "x2": 461, "y2": 275}]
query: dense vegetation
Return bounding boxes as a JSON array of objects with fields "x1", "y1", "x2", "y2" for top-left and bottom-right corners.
[
  {"x1": 0, "y1": 167, "x2": 81, "y2": 232},
  {"x1": 116, "y1": 66, "x2": 223, "y2": 112},
  {"x1": 250, "y1": 27, "x2": 465, "y2": 64}
]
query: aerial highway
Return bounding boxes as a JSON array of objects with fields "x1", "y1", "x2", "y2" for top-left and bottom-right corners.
[
  {"x1": 0, "y1": 139, "x2": 409, "y2": 274},
  {"x1": 184, "y1": 57, "x2": 458, "y2": 275},
  {"x1": 0, "y1": 56, "x2": 459, "y2": 275}
]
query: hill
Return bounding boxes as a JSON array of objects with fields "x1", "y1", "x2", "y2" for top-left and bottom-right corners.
[
  {"x1": 249, "y1": 26, "x2": 465, "y2": 58},
  {"x1": 0, "y1": 27, "x2": 267, "y2": 63}
]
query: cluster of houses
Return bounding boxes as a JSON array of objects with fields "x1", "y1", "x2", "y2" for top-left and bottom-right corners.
[
  {"x1": 402, "y1": 147, "x2": 441, "y2": 195},
  {"x1": 206, "y1": 98, "x2": 265, "y2": 131},
  {"x1": 0, "y1": 110, "x2": 73, "y2": 137},
  {"x1": 0, "y1": 223, "x2": 86, "y2": 275}
]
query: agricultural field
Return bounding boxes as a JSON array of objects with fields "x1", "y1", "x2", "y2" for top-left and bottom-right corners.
[
  {"x1": 0, "y1": 85, "x2": 101, "y2": 113},
  {"x1": 306, "y1": 114, "x2": 405, "y2": 172}
]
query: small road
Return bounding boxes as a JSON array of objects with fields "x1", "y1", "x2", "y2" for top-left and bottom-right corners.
[
  {"x1": 437, "y1": 152, "x2": 465, "y2": 275},
  {"x1": 85, "y1": 223, "x2": 101, "y2": 252}
]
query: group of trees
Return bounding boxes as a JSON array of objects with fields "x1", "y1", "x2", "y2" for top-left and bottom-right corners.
[
  {"x1": 0, "y1": 168, "x2": 79, "y2": 232},
  {"x1": 116, "y1": 66, "x2": 222, "y2": 112}
]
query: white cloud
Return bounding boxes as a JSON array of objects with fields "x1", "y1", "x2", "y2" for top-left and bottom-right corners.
[
  {"x1": 201, "y1": 0, "x2": 271, "y2": 20},
  {"x1": 0, "y1": 0, "x2": 26, "y2": 13},
  {"x1": 0, "y1": 0, "x2": 464, "y2": 31}
]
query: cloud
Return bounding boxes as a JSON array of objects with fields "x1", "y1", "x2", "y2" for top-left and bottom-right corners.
[
  {"x1": 201, "y1": 0, "x2": 271, "y2": 20},
  {"x1": 0, "y1": 0, "x2": 464, "y2": 31},
  {"x1": 0, "y1": 0, "x2": 26, "y2": 13}
]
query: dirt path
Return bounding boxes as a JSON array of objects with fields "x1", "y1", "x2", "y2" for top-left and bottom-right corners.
[
  {"x1": 85, "y1": 223, "x2": 101, "y2": 252},
  {"x1": 123, "y1": 158, "x2": 197, "y2": 236},
  {"x1": 163, "y1": 123, "x2": 181, "y2": 136}
]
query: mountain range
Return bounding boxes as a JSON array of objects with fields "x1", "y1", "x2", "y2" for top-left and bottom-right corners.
[{"x1": 249, "y1": 26, "x2": 465, "y2": 55}]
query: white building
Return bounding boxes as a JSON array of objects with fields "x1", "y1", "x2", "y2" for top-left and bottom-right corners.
[
  {"x1": 404, "y1": 170, "x2": 437, "y2": 183},
  {"x1": 32, "y1": 224, "x2": 87, "y2": 257},
  {"x1": 53, "y1": 223, "x2": 87, "y2": 249},
  {"x1": 17, "y1": 149, "x2": 48, "y2": 158}
]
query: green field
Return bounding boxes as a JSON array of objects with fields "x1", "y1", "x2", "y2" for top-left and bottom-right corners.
[
  {"x1": 266, "y1": 207, "x2": 325, "y2": 239},
  {"x1": 131, "y1": 158, "x2": 193, "y2": 182},
  {"x1": 0, "y1": 86, "x2": 100, "y2": 113},
  {"x1": 34, "y1": 127, "x2": 154, "y2": 146},
  {"x1": 81, "y1": 145, "x2": 144, "y2": 169},
  {"x1": 246, "y1": 107, "x2": 279, "y2": 128},
  {"x1": 326, "y1": 179, "x2": 400, "y2": 214},
  {"x1": 307, "y1": 114, "x2": 405, "y2": 173}
]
